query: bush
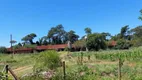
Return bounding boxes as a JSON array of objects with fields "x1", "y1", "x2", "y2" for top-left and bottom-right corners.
[
  {"x1": 0, "y1": 46, "x2": 7, "y2": 53},
  {"x1": 34, "y1": 50, "x2": 61, "y2": 72},
  {"x1": 115, "y1": 39, "x2": 131, "y2": 49}
]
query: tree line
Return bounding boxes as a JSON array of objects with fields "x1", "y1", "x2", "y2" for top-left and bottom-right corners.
[{"x1": 0, "y1": 9, "x2": 142, "y2": 53}]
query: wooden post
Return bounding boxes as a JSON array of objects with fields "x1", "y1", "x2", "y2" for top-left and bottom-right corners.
[
  {"x1": 118, "y1": 58, "x2": 121, "y2": 80},
  {"x1": 10, "y1": 34, "x2": 12, "y2": 52},
  {"x1": 63, "y1": 61, "x2": 66, "y2": 80},
  {"x1": 81, "y1": 52, "x2": 83, "y2": 65},
  {"x1": 10, "y1": 34, "x2": 14, "y2": 58},
  {"x1": 78, "y1": 53, "x2": 80, "y2": 65},
  {"x1": 88, "y1": 55, "x2": 90, "y2": 61},
  {"x1": 5, "y1": 65, "x2": 8, "y2": 80},
  {"x1": 8, "y1": 67, "x2": 19, "y2": 80}
]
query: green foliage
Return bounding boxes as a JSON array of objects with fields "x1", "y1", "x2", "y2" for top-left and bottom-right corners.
[
  {"x1": 52, "y1": 65, "x2": 96, "y2": 80},
  {"x1": 0, "y1": 72, "x2": 5, "y2": 80},
  {"x1": 130, "y1": 38, "x2": 142, "y2": 47},
  {"x1": 47, "y1": 24, "x2": 67, "y2": 44},
  {"x1": 115, "y1": 39, "x2": 131, "y2": 49},
  {"x1": 138, "y1": 9, "x2": 142, "y2": 20},
  {"x1": 94, "y1": 47, "x2": 142, "y2": 61},
  {"x1": 0, "y1": 46, "x2": 7, "y2": 53},
  {"x1": 130, "y1": 26, "x2": 142, "y2": 47},
  {"x1": 84, "y1": 27, "x2": 92, "y2": 34},
  {"x1": 13, "y1": 43, "x2": 22, "y2": 49},
  {"x1": 22, "y1": 33, "x2": 37, "y2": 44},
  {"x1": 120, "y1": 25, "x2": 129, "y2": 39},
  {"x1": 74, "y1": 40, "x2": 86, "y2": 51},
  {"x1": 67, "y1": 30, "x2": 79, "y2": 43},
  {"x1": 20, "y1": 74, "x2": 44, "y2": 80},
  {"x1": 23, "y1": 44, "x2": 36, "y2": 49},
  {"x1": 86, "y1": 33, "x2": 107, "y2": 51},
  {"x1": 34, "y1": 50, "x2": 61, "y2": 72}
]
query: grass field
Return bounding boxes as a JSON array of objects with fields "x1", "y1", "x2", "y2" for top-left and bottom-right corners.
[{"x1": 0, "y1": 47, "x2": 142, "y2": 80}]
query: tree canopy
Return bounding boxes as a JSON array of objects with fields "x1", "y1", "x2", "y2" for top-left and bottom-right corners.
[{"x1": 22, "y1": 33, "x2": 37, "y2": 44}]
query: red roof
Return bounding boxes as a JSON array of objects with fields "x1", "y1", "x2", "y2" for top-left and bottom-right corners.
[
  {"x1": 7, "y1": 44, "x2": 75, "y2": 53},
  {"x1": 36, "y1": 44, "x2": 68, "y2": 50}
]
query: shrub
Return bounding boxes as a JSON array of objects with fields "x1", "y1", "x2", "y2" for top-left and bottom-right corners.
[
  {"x1": 115, "y1": 39, "x2": 131, "y2": 49},
  {"x1": 0, "y1": 46, "x2": 7, "y2": 53},
  {"x1": 34, "y1": 50, "x2": 61, "y2": 72}
]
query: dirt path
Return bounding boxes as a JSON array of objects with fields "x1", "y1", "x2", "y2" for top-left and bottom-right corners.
[
  {"x1": 13, "y1": 66, "x2": 33, "y2": 73},
  {"x1": 8, "y1": 65, "x2": 33, "y2": 77},
  {"x1": 94, "y1": 60, "x2": 118, "y2": 65}
]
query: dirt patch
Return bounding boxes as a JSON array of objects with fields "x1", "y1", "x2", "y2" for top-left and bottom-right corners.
[
  {"x1": 13, "y1": 66, "x2": 33, "y2": 73},
  {"x1": 127, "y1": 63, "x2": 136, "y2": 67},
  {"x1": 95, "y1": 60, "x2": 117, "y2": 65}
]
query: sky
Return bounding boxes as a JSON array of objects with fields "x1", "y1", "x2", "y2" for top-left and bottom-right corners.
[{"x1": 0, "y1": 0, "x2": 142, "y2": 47}]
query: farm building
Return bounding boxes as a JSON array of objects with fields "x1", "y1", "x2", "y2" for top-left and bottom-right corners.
[{"x1": 7, "y1": 44, "x2": 75, "y2": 53}]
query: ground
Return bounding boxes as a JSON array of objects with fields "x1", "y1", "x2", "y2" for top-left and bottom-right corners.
[{"x1": 0, "y1": 48, "x2": 142, "y2": 80}]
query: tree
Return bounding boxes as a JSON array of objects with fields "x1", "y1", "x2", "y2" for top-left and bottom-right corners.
[
  {"x1": 120, "y1": 25, "x2": 129, "y2": 39},
  {"x1": 36, "y1": 36, "x2": 48, "y2": 45},
  {"x1": 84, "y1": 27, "x2": 92, "y2": 34},
  {"x1": 111, "y1": 25, "x2": 131, "y2": 41},
  {"x1": 47, "y1": 24, "x2": 67, "y2": 44},
  {"x1": 67, "y1": 30, "x2": 79, "y2": 43},
  {"x1": 22, "y1": 33, "x2": 37, "y2": 44},
  {"x1": 131, "y1": 26, "x2": 142, "y2": 38},
  {"x1": 138, "y1": 9, "x2": 142, "y2": 20},
  {"x1": 101, "y1": 32, "x2": 111, "y2": 41},
  {"x1": 86, "y1": 33, "x2": 107, "y2": 51},
  {"x1": 130, "y1": 26, "x2": 142, "y2": 46}
]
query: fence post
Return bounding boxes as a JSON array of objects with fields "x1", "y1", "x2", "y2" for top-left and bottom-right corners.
[
  {"x1": 8, "y1": 67, "x2": 19, "y2": 80},
  {"x1": 63, "y1": 61, "x2": 66, "y2": 80},
  {"x1": 5, "y1": 65, "x2": 8, "y2": 80},
  {"x1": 81, "y1": 52, "x2": 83, "y2": 65},
  {"x1": 88, "y1": 55, "x2": 90, "y2": 61},
  {"x1": 118, "y1": 58, "x2": 121, "y2": 80}
]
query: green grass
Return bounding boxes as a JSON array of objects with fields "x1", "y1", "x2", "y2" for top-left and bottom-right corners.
[
  {"x1": 0, "y1": 53, "x2": 37, "y2": 69},
  {"x1": 0, "y1": 47, "x2": 142, "y2": 80},
  {"x1": 0, "y1": 53, "x2": 38, "y2": 78}
]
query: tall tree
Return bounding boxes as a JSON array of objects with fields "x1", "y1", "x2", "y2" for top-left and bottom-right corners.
[
  {"x1": 84, "y1": 27, "x2": 92, "y2": 34},
  {"x1": 120, "y1": 25, "x2": 129, "y2": 39},
  {"x1": 101, "y1": 32, "x2": 111, "y2": 41},
  {"x1": 67, "y1": 30, "x2": 79, "y2": 43},
  {"x1": 22, "y1": 33, "x2": 37, "y2": 44},
  {"x1": 131, "y1": 26, "x2": 142, "y2": 38},
  {"x1": 47, "y1": 24, "x2": 67, "y2": 44},
  {"x1": 138, "y1": 9, "x2": 142, "y2": 20},
  {"x1": 86, "y1": 33, "x2": 107, "y2": 51}
]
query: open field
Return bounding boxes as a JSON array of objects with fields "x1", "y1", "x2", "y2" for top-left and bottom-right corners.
[{"x1": 0, "y1": 47, "x2": 142, "y2": 80}]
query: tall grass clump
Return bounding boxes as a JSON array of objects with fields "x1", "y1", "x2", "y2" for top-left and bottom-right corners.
[{"x1": 33, "y1": 50, "x2": 61, "y2": 72}]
